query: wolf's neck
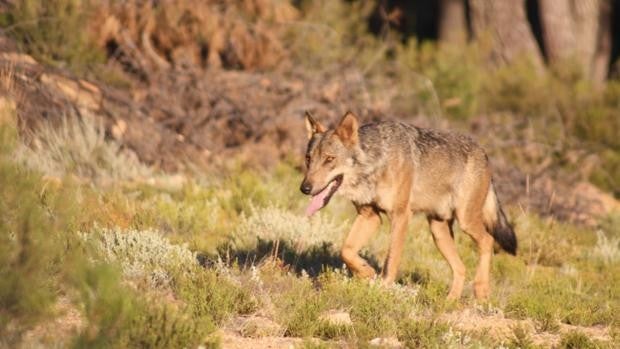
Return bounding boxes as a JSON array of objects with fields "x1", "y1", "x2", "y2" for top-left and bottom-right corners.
[{"x1": 339, "y1": 149, "x2": 383, "y2": 205}]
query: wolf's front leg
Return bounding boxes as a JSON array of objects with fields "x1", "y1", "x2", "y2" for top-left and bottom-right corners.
[
  {"x1": 341, "y1": 205, "x2": 380, "y2": 278},
  {"x1": 381, "y1": 209, "x2": 409, "y2": 283}
]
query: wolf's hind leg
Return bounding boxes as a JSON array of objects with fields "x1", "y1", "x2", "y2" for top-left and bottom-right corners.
[
  {"x1": 456, "y1": 165, "x2": 494, "y2": 300},
  {"x1": 428, "y1": 218, "x2": 466, "y2": 300},
  {"x1": 341, "y1": 205, "x2": 381, "y2": 278},
  {"x1": 457, "y1": 211, "x2": 494, "y2": 300}
]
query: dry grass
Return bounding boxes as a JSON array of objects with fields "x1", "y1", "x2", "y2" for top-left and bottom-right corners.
[
  {"x1": 94, "y1": 0, "x2": 298, "y2": 71},
  {"x1": 232, "y1": 205, "x2": 348, "y2": 252},
  {"x1": 2, "y1": 112, "x2": 618, "y2": 347},
  {"x1": 15, "y1": 112, "x2": 152, "y2": 183}
]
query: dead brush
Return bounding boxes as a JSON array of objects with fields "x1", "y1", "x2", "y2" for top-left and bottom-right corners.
[{"x1": 93, "y1": 0, "x2": 298, "y2": 72}]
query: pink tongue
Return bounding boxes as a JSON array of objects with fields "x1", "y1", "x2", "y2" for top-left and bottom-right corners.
[{"x1": 306, "y1": 182, "x2": 334, "y2": 216}]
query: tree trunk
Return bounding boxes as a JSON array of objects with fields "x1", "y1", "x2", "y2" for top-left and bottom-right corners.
[
  {"x1": 538, "y1": 0, "x2": 575, "y2": 63},
  {"x1": 438, "y1": 0, "x2": 467, "y2": 45},
  {"x1": 539, "y1": 0, "x2": 610, "y2": 81},
  {"x1": 573, "y1": 1, "x2": 600, "y2": 72},
  {"x1": 591, "y1": 0, "x2": 612, "y2": 83},
  {"x1": 469, "y1": 0, "x2": 544, "y2": 70}
]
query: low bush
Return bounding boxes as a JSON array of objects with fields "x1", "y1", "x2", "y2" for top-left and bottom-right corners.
[
  {"x1": 85, "y1": 227, "x2": 198, "y2": 289},
  {"x1": 232, "y1": 205, "x2": 347, "y2": 252},
  {"x1": 16, "y1": 114, "x2": 151, "y2": 183},
  {"x1": 590, "y1": 230, "x2": 620, "y2": 266},
  {"x1": 286, "y1": 0, "x2": 379, "y2": 70},
  {"x1": 318, "y1": 271, "x2": 416, "y2": 340},
  {"x1": 282, "y1": 292, "x2": 325, "y2": 338},
  {"x1": 72, "y1": 264, "x2": 212, "y2": 349},
  {"x1": 86, "y1": 225, "x2": 258, "y2": 326},
  {"x1": 559, "y1": 331, "x2": 605, "y2": 349},
  {"x1": 0, "y1": 110, "x2": 62, "y2": 343},
  {"x1": 175, "y1": 265, "x2": 258, "y2": 326},
  {"x1": 505, "y1": 274, "x2": 614, "y2": 327},
  {"x1": 505, "y1": 324, "x2": 538, "y2": 349},
  {"x1": 397, "y1": 319, "x2": 452, "y2": 349},
  {"x1": 0, "y1": 0, "x2": 104, "y2": 72},
  {"x1": 395, "y1": 41, "x2": 482, "y2": 120},
  {"x1": 268, "y1": 269, "x2": 420, "y2": 341}
]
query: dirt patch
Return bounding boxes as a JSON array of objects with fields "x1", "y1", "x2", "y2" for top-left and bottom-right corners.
[
  {"x1": 220, "y1": 308, "x2": 612, "y2": 348},
  {"x1": 20, "y1": 297, "x2": 84, "y2": 348},
  {"x1": 225, "y1": 315, "x2": 285, "y2": 338},
  {"x1": 440, "y1": 308, "x2": 611, "y2": 347},
  {"x1": 0, "y1": 48, "x2": 370, "y2": 171},
  {"x1": 218, "y1": 330, "x2": 303, "y2": 349}
]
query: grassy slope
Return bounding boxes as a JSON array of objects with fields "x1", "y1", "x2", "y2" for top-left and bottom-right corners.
[
  {"x1": 1, "y1": 1, "x2": 619, "y2": 347},
  {"x1": 1, "y1": 108, "x2": 618, "y2": 348}
]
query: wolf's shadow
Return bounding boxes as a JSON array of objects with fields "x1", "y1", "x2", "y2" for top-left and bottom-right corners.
[{"x1": 200, "y1": 239, "x2": 381, "y2": 278}]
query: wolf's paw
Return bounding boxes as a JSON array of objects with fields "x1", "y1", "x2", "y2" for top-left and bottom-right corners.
[
  {"x1": 379, "y1": 278, "x2": 393, "y2": 287},
  {"x1": 356, "y1": 265, "x2": 377, "y2": 279},
  {"x1": 473, "y1": 281, "x2": 490, "y2": 301},
  {"x1": 446, "y1": 290, "x2": 462, "y2": 301}
]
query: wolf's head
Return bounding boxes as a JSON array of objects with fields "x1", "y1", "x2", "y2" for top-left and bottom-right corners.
[{"x1": 300, "y1": 111, "x2": 360, "y2": 216}]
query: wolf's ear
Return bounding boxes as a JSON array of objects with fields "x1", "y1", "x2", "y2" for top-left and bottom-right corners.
[
  {"x1": 335, "y1": 111, "x2": 359, "y2": 146},
  {"x1": 305, "y1": 111, "x2": 326, "y2": 139}
]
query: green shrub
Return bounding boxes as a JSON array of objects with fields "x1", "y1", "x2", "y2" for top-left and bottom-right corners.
[
  {"x1": 74, "y1": 226, "x2": 255, "y2": 347},
  {"x1": 505, "y1": 325, "x2": 539, "y2": 349},
  {"x1": 480, "y1": 60, "x2": 620, "y2": 194},
  {"x1": 0, "y1": 0, "x2": 104, "y2": 71},
  {"x1": 286, "y1": 0, "x2": 379, "y2": 70},
  {"x1": 220, "y1": 168, "x2": 274, "y2": 213},
  {"x1": 72, "y1": 264, "x2": 211, "y2": 349},
  {"x1": 513, "y1": 214, "x2": 580, "y2": 267},
  {"x1": 317, "y1": 271, "x2": 417, "y2": 340},
  {"x1": 481, "y1": 59, "x2": 552, "y2": 117},
  {"x1": 590, "y1": 230, "x2": 620, "y2": 266},
  {"x1": 559, "y1": 331, "x2": 605, "y2": 349},
  {"x1": 128, "y1": 182, "x2": 233, "y2": 254},
  {"x1": 395, "y1": 41, "x2": 482, "y2": 120},
  {"x1": 176, "y1": 266, "x2": 258, "y2": 325},
  {"x1": 85, "y1": 225, "x2": 257, "y2": 326},
  {"x1": 315, "y1": 320, "x2": 354, "y2": 340},
  {"x1": 0, "y1": 119, "x2": 60, "y2": 341},
  {"x1": 126, "y1": 162, "x2": 312, "y2": 254},
  {"x1": 505, "y1": 275, "x2": 614, "y2": 327},
  {"x1": 0, "y1": 109, "x2": 89, "y2": 344},
  {"x1": 118, "y1": 303, "x2": 210, "y2": 349},
  {"x1": 283, "y1": 293, "x2": 325, "y2": 337},
  {"x1": 232, "y1": 205, "x2": 347, "y2": 251},
  {"x1": 587, "y1": 147, "x2": 620, "y2": 197},
  {"x1": 85, "y1": 227, "x2": 198, "y2": 289},
  {"x1": 396, "y1": 318, "x2": 451, "y2": 349}
]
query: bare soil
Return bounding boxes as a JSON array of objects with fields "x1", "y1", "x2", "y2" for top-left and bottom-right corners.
[{"x1": 218, "y1": 309, "x2": 612, "y2": 348}]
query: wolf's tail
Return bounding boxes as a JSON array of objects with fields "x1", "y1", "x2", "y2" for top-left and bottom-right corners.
[{"x1": 482, "y1": 183, "x2": 517, "y2": 255}]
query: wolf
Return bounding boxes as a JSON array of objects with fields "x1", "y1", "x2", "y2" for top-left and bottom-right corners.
[{"x1": 300, "y1": 111, "x2": 516, "y2": 300}]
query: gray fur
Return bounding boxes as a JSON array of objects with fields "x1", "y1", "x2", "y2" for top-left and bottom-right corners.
[
  {"x1": 310, "y1": 121, "x2": 484, "y2": 218},
  {"x1": 302, "y1": 115, "x2": 517, "y2": 299}
]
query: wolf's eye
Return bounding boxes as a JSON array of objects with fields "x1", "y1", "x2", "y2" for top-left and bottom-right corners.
[{"x1": 324, "y1": 156, "x2": 335, "y2": 164}]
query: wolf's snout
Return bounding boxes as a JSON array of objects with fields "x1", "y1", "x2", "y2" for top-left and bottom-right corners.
[{"x1": 300, "y1": 180, "x2": 312, "y2": 195}]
